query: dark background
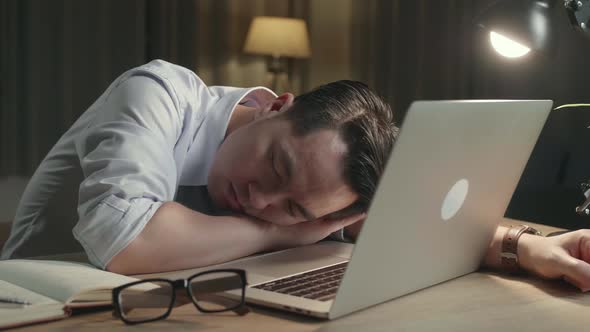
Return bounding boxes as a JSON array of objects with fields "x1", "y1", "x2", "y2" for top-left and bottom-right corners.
[{"x1": 1, "y1": 0, "x2": 590, "y2": 229}]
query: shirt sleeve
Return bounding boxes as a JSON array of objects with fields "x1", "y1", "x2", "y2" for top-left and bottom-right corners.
[{"x1": 72, "y1": 74, "x2": 184, "y2": 269}]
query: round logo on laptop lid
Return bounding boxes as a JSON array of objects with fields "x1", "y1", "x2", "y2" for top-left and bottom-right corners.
[{"x1": 441, "y1": 179, "x2": 469, "y2": 221}]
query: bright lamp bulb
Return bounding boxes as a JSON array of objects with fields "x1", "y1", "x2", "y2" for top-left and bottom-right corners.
[{"x1": 489, "y1": 31, "x2": 531, "y2": 58}]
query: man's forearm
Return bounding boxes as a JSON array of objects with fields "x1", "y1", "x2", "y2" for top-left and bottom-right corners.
[{"x1": 106, "y1": 202, "x2": 274, "y2": 274}]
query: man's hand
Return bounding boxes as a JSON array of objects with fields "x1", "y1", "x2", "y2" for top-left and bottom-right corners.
[
  {"x1": 518, "y1": 229, "x2": 590, "y2": 292},
  {"x1": 266, "y1": 213, "x2": 366, "y2": 251},
  {"x1": 343, "y1": 218, "x2": 365, "y2": 241}
]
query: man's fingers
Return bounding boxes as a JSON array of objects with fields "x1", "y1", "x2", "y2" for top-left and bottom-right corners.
[
  {"x1": 339, "y1": 212, "x2": 366, "y2": 225},
  {"x1": 321, "y1": 213, "x2": 366, "y2": 233},
  {"x1": 578, "y1": 230, "x2": 590, "y2": 262},
  {"x1": 561, "y1": 256, "x2": 590, "y2": 292}
]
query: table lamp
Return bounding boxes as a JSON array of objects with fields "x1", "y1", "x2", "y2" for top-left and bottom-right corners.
[
  {"x1": 476, "y1": 0, "x2": 590, "y2": 58},
  {"x1": 244, "y1": 16, "x2": 311, "y2": 92},
  {"x1": 477, "y1": 0, "x2": 590, "y2": 218}
]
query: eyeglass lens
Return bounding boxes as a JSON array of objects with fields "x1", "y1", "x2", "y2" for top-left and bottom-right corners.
[
  {"x1": 189, "y1": 271, "x2": 244, "y2": 312},
  {"x1": 118, "y1": 280, "x2": 174, "y2": 323}
]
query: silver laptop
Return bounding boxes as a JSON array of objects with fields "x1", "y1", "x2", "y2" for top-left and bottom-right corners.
[{"x1": 212, "y1": 100, "x2": 553, "y2": 319}]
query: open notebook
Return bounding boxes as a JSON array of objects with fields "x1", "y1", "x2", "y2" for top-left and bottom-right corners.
[{"x1": 0, "y1": 259, "x2": 139, "y2": 329}]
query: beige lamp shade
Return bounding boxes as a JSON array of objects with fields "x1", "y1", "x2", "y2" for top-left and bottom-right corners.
[{"x1": 244, "y1": 16, "x2": 311, "y2": 59}]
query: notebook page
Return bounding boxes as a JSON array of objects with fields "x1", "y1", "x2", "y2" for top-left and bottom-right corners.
[
  {"x1": 0, "y1": 303, "x2": 66, "y2": 329},
  {"x1": 0, "y1": 280, "x2": 59, "y2": 306},
  {"x1": 0, "y1": 260, "x2": 138, "y2": 304}
]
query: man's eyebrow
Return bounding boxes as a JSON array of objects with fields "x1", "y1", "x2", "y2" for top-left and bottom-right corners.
[{"x1": 279, "y1": 141, "x2": 316, "y2": 221}]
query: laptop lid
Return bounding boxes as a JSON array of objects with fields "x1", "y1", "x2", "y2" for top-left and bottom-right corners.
[{"x1": 329, "y1": 100, "x2": 553, "y2": 319}]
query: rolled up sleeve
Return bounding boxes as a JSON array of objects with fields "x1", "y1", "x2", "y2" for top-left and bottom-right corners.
[{"x1": 73, "y1": 74, "x2": 183, "y2": 268}]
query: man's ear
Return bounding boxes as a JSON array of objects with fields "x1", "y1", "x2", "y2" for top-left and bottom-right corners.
[{"x1": 258, "y1": 93, "x2": 295, "y2": 119}]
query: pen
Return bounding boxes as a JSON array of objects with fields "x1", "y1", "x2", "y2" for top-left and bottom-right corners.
[{"x1": 0, "y1": 296, "x2": 32, "y2": 306}]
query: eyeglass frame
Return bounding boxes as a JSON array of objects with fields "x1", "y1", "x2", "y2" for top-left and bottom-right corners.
[{"x1": 112, "y1": 268, "x2": 248, "y2": 325}]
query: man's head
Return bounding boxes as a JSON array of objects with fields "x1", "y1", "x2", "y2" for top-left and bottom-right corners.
[{"x1": 207, "y1": 80, "x2": 399, "y2": 225}]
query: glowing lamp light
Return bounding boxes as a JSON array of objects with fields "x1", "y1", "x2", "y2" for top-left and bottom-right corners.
[{"x1": 489, "y1": 31, "x2": 531, "y2": 58}]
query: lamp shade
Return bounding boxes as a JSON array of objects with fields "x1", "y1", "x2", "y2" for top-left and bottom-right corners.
[
  {"x1": 244, "y1": 16, "x2": 311, "y2": 58},
  {"x1": 477, "y1": 0, "x2": 554, "y2": 55}
]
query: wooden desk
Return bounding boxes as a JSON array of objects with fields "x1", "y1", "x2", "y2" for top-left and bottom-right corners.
[{"x1": 16, "y1": 221, "x2": 590, "y2": 332}]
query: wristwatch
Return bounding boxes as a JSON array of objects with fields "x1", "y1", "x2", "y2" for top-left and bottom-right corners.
[{"x1": 500, "y1": 225, "x2": 542, "y2": 272}]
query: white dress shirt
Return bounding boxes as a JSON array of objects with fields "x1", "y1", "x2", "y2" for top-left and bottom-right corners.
[{"x1": 2, "y1": 60, "x2": 277, "y2": 268}]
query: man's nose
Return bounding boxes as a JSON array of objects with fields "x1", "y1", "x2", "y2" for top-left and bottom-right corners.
[{"x1": 247, "y1": 182, "x2": 284, "y2": 210}]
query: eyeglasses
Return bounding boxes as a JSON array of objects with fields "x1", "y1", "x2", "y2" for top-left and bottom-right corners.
[{"x1": 112, "y1": 269, "x2": 248, "y2": 325}]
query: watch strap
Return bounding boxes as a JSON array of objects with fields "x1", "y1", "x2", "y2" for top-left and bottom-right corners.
[{"x1": 500, "y1": 225, "x2": 541, "y2": 272}]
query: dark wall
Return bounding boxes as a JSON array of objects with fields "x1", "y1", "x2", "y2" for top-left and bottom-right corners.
[{"x1": 1, "y1": 0, "x2": 147, "y2": 175}]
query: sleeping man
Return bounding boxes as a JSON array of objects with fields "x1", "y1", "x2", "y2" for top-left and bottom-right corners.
[{"x1": 2, "y1": 60, "x2": 589, "y2": 291}]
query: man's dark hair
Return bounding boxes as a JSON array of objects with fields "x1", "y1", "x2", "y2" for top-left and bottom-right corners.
[{"x1": 285, "y1": 80, "x2": 400, "y2": 216}]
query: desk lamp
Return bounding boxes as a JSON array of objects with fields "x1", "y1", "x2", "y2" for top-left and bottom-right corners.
[
  {"x1": 477, "y1": 0, "x2": 590, "y2": 58},
  {"x1": 243, "y1": 16, "x2": 311, "y2": 93},
  {"x1": 477, "y1": 0, "x2": 590, "y2": 216}
]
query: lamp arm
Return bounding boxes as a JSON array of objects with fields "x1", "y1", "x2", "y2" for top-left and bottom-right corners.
[
  {"x1": 575, "y1": 181, "x2": 590, "y2": 215},
  {"x1": 564, "y1": 0, "x2": 590, "y2": 37}
]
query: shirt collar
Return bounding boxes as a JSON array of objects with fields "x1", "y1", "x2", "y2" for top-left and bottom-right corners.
[
  {"x1": 178, "y1": 86, "x2": 277, "y2": 186},
  {"x1": 207, "y1": 86, "x2": 278, "y2": 142}
]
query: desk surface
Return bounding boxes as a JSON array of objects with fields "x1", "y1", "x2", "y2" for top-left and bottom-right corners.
[{"x1": 16, "y1": 221, "x2": 590, "y2": 332}]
